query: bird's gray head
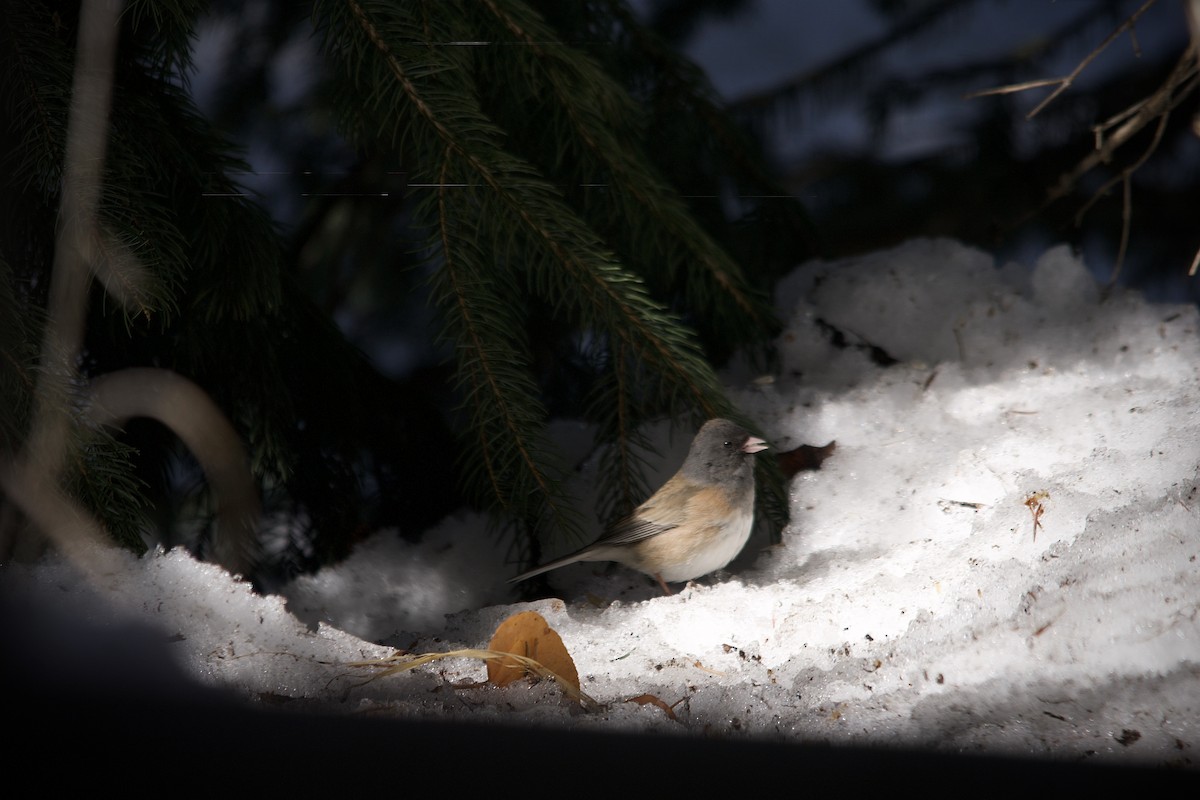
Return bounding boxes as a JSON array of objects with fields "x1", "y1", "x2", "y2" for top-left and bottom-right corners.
[{"x1": 681, "y1": 418, "x2": 768, "y2": 484}]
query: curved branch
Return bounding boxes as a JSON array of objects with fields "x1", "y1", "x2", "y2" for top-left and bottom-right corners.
[
  {"x1": 88, "y1": 368, "x2": 261, "y2": 576},
  {"x1": 0, "y1": 459, "x2": 123, "y2": 575}
]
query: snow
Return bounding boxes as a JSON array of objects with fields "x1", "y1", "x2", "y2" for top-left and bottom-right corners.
[{"x1": 3, "y1": 239, "x2": 1198, "y2": 777}]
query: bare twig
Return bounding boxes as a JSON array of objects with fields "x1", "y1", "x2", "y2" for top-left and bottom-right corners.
[
  {"x1": 1027, "y1": 41, "x2": 1199, "y2": 267},
  {"x1": 1023, "y1": 491, "x2": 1048, "y2": 542},
  {"x1": 1115, "y1": 173, "x2": 1133, "y2": 284},
  {"x1": 1073, "y1": 109, "x2": 1172, "y2": 284},
  {"x1": 965, "y1": 77, "x2": 1065, "y2": 99},
  {"x1": 1046, "y1": 49, "x2": 1198, "y2": 209},
  {"x1": 967, "y1": 0, "x2": 1161, "y2": 118},
  {"x1": 975, "y1": 0, "x2": 1200, "y2": 286}
]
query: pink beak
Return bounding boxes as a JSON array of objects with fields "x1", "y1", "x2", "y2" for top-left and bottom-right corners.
[{"x1": 742, "y1": 436, "x2": 768, "y2": 454}]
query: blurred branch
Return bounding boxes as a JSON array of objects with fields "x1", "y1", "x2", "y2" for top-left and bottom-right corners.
[
  {"x1": 730, "y1": 0, "x2": 972, "y2": 114},
  {"x1": 88, "y1": 369, "x2": 261, "y2": 576},
  {"x1": 2, "y1": 0, "x2": 260, "y2": 578},
  {"x1": 0, "y1": 459, "x2": 123, "y2": 575},
  {"x1": 23, "y1": 0, "x2": 123, "y2": 480},
  {"x1": 3, "y1": 0, "x2": 124, "y2": 575}
]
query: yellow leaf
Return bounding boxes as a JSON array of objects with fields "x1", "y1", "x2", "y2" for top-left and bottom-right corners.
[{"x1": 486, "y1": 611, "x2": 579, "y2": 692}]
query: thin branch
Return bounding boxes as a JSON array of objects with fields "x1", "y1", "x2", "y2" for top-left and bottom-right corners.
[
  {"x1": 1072, "y1": 109, "x2": 1170, "y2": 284},
  {"x1": 1046, "y1": 46, "x2": 1198, "y2": 207},
  {"x1": 478, "y1": 0, "x2": 770, "y2": 327},
  {"x1": 1075, "y1": 108, "x2": 1171, "y2": 222},
  {"x1": 1026, "y1": 0, "x2": 1160, "y2": 118},
  {"x1": 967, "y1": 0, "x2": 1161, "y2": 118},
  {"x1": 964, "y1": 77, "x2": 1066, "y2": 99},
  {"x1": 1114, "y1": 172, "x2": 1133, "y2": 285},
  {"x1": 973, "y1": 1, "x2": 1200, "y2": 280}
]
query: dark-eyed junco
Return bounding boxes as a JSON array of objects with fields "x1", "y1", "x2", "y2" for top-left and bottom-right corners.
[{"x1": 509, "y1": 419, "x2": 768, "y2": 594}]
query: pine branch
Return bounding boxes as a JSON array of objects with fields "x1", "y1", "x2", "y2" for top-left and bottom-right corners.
[
  {"x1": 67, "y1": 424, "x2": 151, "y2": 554},
  {"x1": 329, "y1": 1, "x2": 724, "y2": 413},
  {"x1": 5, "y1": 0, "x2": 796, "y2": 569},
  {"x1": 604, "y1": 0, "x2": 801, "y2": 203},
  {"x1": 0, "y1": 1, "x2": 74, "y2": 196},
  {"x1": 315, "y1": 0, "x2": 737, "y2": 542},
  {"x1": 123, "y1": 0, "x2": 208, "y2": 79},
  {"x1": 432, "y1": 148, "x2": 582, "y2": 539},
  {"x1": 0, "y1": 254, "x2": 40, "y2": 452},
  {"x1": 586, "y1": 338, "x2": 654, "y2": 524},
  {"x1": 598, "y1": 0, "x2": 813, "y2": 357},
  {"x1": 474, "y1": 0, "x2": 777, "y2": 338}
]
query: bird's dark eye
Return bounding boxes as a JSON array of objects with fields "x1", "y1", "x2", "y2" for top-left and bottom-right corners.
[{"x1": 723, "y1": 440, "x2": 732, "y2": 448}]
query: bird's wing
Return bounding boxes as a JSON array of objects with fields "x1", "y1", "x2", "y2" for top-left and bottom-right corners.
[
  {"x1": 597, "y1": 514, "x2": 677, "y2": 546},
  {"x1": 592, "y1": 476, "x2": 705, "y2": 546}
]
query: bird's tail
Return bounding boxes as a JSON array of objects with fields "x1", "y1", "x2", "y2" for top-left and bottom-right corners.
[{"x1": 507, "y1": 549, "x2": 592, "y2": 584}]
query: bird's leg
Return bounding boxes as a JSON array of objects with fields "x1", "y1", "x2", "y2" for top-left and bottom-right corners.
[{"x1": 654, "y1": 574, "x2": 673, "y2": 595}]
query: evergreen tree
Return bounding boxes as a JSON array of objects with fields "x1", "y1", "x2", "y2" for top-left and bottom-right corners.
[{"x1": 0, "y1": 0, "x2": 806, "y2": 581}]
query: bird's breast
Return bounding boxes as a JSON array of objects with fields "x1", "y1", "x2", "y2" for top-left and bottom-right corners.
[{"x1": 629, "y1": 502, "x2": 755, "y2": 583}]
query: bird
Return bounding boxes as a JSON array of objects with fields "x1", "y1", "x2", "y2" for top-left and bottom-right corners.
[{"x1": 509, "y1": 418, "x2": 768, "y2": 594}]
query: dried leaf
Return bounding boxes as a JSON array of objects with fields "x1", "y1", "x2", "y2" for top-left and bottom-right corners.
[
  {"x1": 776, "y1": 440, "x2": 837, "y2": 479},
  {"x1": 347, "y1": 647, "x2": 599, "y2": 710},
  {"x1": 626, "y1": 693, "x2": 679, "y2": 721},
  {"x1": 486, "y1": 611, "x2": 580, "y2": 692}
]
